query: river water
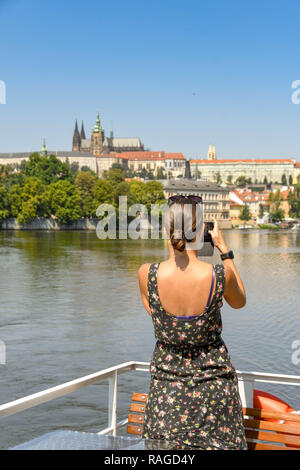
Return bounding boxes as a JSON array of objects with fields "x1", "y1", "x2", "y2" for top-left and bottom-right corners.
[{"x1": 0, "y1": 229, "x2": 299, "y2": 449}]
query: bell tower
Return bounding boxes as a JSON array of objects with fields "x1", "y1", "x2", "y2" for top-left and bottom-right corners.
[
  {"x1": 91, "y1": 112, "x2": 105, "y2": 155},
  {"x1": 207, "y1": 145, "x2": 216, "y2": 160}
]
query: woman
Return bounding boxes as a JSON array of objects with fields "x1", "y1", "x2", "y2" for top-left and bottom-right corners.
[{"x1": 138, "y1": 195, "x2": 247, "y2": 450}]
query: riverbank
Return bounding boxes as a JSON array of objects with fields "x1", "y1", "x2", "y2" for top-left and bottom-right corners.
[{"x1": 0, "y1": 217, "x2": 234, "y2": 231}]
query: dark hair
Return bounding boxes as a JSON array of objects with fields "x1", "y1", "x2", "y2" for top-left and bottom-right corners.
[{"x1": 169, "y1": 202, "x2": 199, "y2": 253}]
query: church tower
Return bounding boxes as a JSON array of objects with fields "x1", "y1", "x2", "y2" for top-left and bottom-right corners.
[
  {"x1": 72, "y1": 120, "x2": 81, "y2": 151},
  {"x1": 207, "y1": 145, "x2": 216, "y2": 160},
  {"x1": 40, "y1": 138, "x2": 48, "y2": 156},
  {"x1": 90, "y1": 112, "x2": 105, "y2": 155}
]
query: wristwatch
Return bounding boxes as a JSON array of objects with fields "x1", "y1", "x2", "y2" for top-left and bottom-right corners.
[{"x1": 220, "y1": 250, "x2": 234, "y2": 260}]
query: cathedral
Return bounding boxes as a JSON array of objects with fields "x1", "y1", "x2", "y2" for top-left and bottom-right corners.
[{"x1": 72, "y1": 112, "x2": 144, "y2": 155}]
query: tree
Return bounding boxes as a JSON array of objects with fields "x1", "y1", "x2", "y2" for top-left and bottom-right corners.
[
  {"x1": 156, "y1": 167, "x2": 166, "y2": 179},
  {"x1": 0, "y1": 185, "x2": 10, "y2": 222},
  {"x1": 75, "y1": 171, "x2": 97, "y2": 217},
  {"x1": 289, "y1": 175, "x2": 293, "y2": 185},
  {"x1": 66, "y1": 160, "x2": 79, "y2": 177},
  {"x1": 239, "y1": 204, "x2": 251, "y2": 224},
  {"x1": 104, "y1": 167, "x2": 125, "y2": 184},
  {"x1": 8, "y1": 177, "x2": 51, "y2": 224},
  {"x1": 258, "y1": 203, "x2": 264, "y2": 219},
  {"x1": 227, "y1": 174, "x2": 233, "y2": 184},
  {"x1": 263, "y1": 176, "x2": 268, "y2": 185},
  {"x1": 44, "y1": 180, "x2": 82, "y2": 224},
  {"x1": 235, "y1": 175, "x2": 247, "y2": 187},
  {"x1": 215, "y1": 172, "x2": 222, "y2": 184},
  {"x1": 92, "y1": 179, "x2": 116, "y2": 216},
  {"x1": 23, "y1": 153, "x2": 73, "y2": 184},
  {"x1": 113, "y1": 181, "x2": 136, "y2": 207},
  {"x1": 111, "y1": 163, "x2": 123, "y2": 171},
  {"x1": 281, "y1": 174, "x2": 287, "y2": 186},
  {"x1": 268, "y1": 190, "x2": 285, "y2": 222},
  {"x1": 287, "y1": 184, "x2": 300, "y2": 218},
  {"x1": 129, "y1": 180, "x2": 165, "y2": 210}
]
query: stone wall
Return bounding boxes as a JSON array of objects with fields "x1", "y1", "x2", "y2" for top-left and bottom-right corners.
[{"x1": 0, "y1": 217, "x2": 99, "y2": 230}]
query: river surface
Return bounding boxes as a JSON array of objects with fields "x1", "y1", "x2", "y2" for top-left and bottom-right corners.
[{"x1": 0, "y1": 229, "x2": 299, "y2": 449}]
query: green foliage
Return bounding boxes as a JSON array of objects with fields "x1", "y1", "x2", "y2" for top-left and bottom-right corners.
[
  {"x1": 156, "y1": 167, "x2": 166, "y2": 179},
  {"x1": 281, "y1": 173, "x2": 287, "y2": 185},
  {"x1": 23, "y1": 153, "x2": 73, "y2": 184},
  {"x1": 258, "y1": 203, "x2": 264, "y2": 218},
  {"x1": 0, "y1": 156, "x2": 166, "y2": 224},
  {"x1": 129, "y1": 180, "x2": 164, "y2": 210},
  {"x1": 93, "y1": 179, "x2": 115, "y2": 206},
  {"x1": 75, "y1": 171, "x2": 97, "y2": 217},
  {"x1": 235, "y1": 175, "x2": 247, "y2": 187},
  {"x1": 104, "y1": 167, "x2": 125, "y2": 184},
  {"x1": 239, "y1": 204, "x2": 251, "y2": 222},
  {"x1": 258, "y1": 224, "x2": 279, "y2": 230},
  {"x1": 0, "y1": 185, "x2": 10, "y2": 222},
  {"x1": 287, "y1": 184, "x2": 300, "y2": 218},
  {"x1": 44, "y1": 180, "x2": 82, "y2": 224},
  {"x1": 268, "y1": 189, "x2": 285, "y2": 222}
]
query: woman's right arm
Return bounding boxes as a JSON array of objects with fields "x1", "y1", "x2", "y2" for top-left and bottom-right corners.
[
  {"x1": 208, "y1": 218, "x2": 246, "y2": 309},
  {"x1": 138, "y1": 263, "x2": 152, "y2": 316}
]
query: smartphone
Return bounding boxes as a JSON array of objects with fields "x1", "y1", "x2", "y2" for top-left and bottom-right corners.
[{"x1": 197, "y1": 222, "x2": 214, "y2": 256}]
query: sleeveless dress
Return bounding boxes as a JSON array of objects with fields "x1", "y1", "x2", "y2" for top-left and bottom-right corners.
[{"x1": 142, "y1": 262, "x2": 247, "y2": 450}]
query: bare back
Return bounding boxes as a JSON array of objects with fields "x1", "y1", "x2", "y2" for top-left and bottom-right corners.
[
  {"x1": 155, "y1": 259, "x2": 216, "y2": 317},
  {"x1": 157, "y1": 260, "x2": 215, "y2": 316},
  {"x1": 138, "y1": 256, "x2": 217, "y2": 318}
]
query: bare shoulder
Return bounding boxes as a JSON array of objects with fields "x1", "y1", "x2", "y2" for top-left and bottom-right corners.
[
  {"x1": 194, "y1": 259, "x2": 214, "y2": 276},
  {"x1": 138, "y1": 263, "x2": 151, "y2": 289},
  {"x1": 138, "y1": 263, "x2": 151, "y2": 279}
]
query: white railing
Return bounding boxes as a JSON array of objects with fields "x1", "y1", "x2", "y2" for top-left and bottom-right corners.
[{"x1": 0, "y1": 361, "x2": 300, "y2": 437}]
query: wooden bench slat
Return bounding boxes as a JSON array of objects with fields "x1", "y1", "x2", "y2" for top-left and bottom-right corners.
[
  {"x1": 245, "y1": 429, "x2": 300, "y2": 446},
  {"x1": 131, "y1": 393, "x2": 148, "y2": 403},
  {"x1": 127, "y1": 424, "x2": 143, "y2": 435},
  {"x1": 128, "y1": 413, "x2": 145, "y2": 425},
  {"x1": 130, "y1": 403, "x2": 146, "y2": 413},
  {"x1": 246, "y1": 441, "x2": 298, "y2": 451},
  {"x1": 243, "y1": 407, "x2": 300, "y2": 423},
  {"x1": 244, "y1": 418, "x2": 300, "y2": 435}
]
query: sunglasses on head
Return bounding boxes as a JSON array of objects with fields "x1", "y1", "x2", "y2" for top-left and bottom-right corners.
[{"x1": 167, "y1": 194, "x2": 203, "y2": 206}]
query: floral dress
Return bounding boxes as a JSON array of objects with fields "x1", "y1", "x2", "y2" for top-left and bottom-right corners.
[{"x1": 142, "y1": 262, "x2": 247, "y2": 450}]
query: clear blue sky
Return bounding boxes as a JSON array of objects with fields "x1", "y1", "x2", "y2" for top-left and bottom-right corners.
[{"x1": 1, "y1": 0, "x2": 300, "y2": 161}]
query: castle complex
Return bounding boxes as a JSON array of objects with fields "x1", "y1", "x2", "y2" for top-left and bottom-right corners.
[
  {"x1": 0, "y1": 109, "x2": 299, "y2": 183},
  {"x1": 72, "y1": 112, "x2": 144, "y2": 155}
]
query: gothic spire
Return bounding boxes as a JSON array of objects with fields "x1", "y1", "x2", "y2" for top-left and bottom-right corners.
[
  {"x1": 80, "y1": 121, "x2": 86, "y2": 140},
  {"x1": 72, "y1": 119, "x2": 81, "y2": 151}
]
